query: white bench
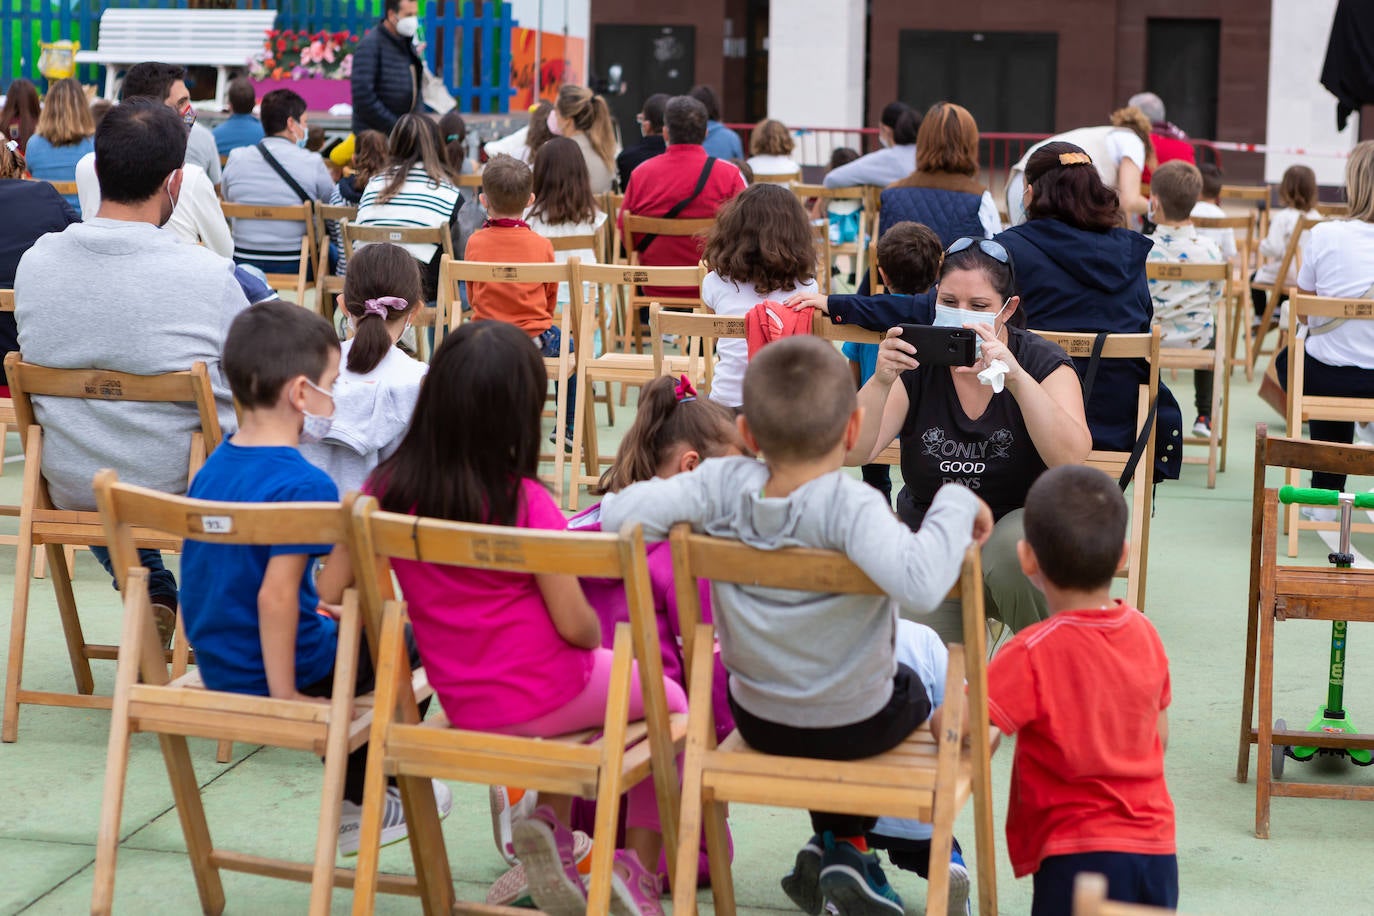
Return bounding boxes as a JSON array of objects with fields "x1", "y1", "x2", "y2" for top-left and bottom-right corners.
[{"x1": 76, "y1": 8, "x2": 278, "y2": 107}]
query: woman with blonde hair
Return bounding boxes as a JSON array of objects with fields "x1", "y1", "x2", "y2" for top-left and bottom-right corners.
[
  {"x1": 1274, "y1": 140, "x2": 1374, "y2": 505},
  {"x1": 552, "y1": 85, "x2": 619, "y2": 194},
  {"x1": 1006, "y1": 105, "x2": 1156, "y2": 224},
  {"x1": 746, "y1": 118, "x2": 799, "y2": 179},
  {"x1": 24, "y1": 78, "x2": 95, "y2": 213},
  {"x1": 879, "y1": 101, "x2": 1000, "y2": 244}
]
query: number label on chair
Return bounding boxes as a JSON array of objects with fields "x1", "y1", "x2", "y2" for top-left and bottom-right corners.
[
  {"x1": 389, "y1": 231, "x2": 403, "y2": 242},
  {"x1": 1058, "y1": 339, "x2": 1094, "y2": 357},
  {"x1": 251, "y1": 208, "x2": 275, "y2": 219},
  {"x1": 84, "y1": 378, "x2": 124, "y2": 398},
  {"x1": 191, "y1": 514, "x2": 235, "y2": 535},
  {"x1": 471, "y1": 534, "x2": 523, "y2": 565},
  {"x1": 1342, "y1": 302, "x2": 1374, "y2": 318},
  {"x1": 492, "y1": 267, "x2": 520, "y2": 280},
  {"x1": 1153, "y1": 265, "x2": 1186, "y2": 279}
]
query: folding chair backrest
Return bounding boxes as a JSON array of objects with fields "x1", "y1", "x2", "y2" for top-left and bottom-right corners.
[
  {"x1": 456, "y1": 172, "x2": 483, "y2": 189},
  {"x1": 220, "y1": 201, "x2": 315, "y2": 301},
  {"x1": 1191, "y1": 213, "x2": 1256, "y2": 266},
  {"x1": 601, "y1": 192, "x2": 626, "y2": 263},
  {"x1": 648, "y1": 304, "x2": 746, "y2": 381},
  {"x1": 341, "y1": 219, "x2": 454, "y2": 260},
  {"x1": 0, "y1": 289, "x2": 12, "y2": 311},
  {"x1": 577, "y1": 262, "x2": 708, "y2": 347},
  {"x1": 314, "y1": 202, "x2": 357, "y2": 290},
  {"x1": 1286, "y1": 293, "x2": 1374, "y2": 428},
  {"x1": 810, "y1": 311, "x2": 882, "y2": 344},
  {"x1": 44, "y1": 179, "x2": 79, "y2": 197},
  {"x1": 621, "y1": 214, "x2": 716, "y2": 268},
  {"x1": 549, "y1": 230, "x2": 603, "y2": 254},
  {"x1": 1316, "y1": 202, "x2": 1349, "y2": 218},
  {"x1": 436, "y1": 257, "x2": 580, "y2": 332},
  {"x1": 1269, "y1": 215, "x2": 1322, "y2": 294},
  {"x1": 1144, "y1": 260, "x2": 1230, "y2": 285}
]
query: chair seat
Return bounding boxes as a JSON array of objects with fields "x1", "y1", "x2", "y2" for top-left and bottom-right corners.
[{"x1": 701, "y1": 726, "x2": 971, "y2": 831}]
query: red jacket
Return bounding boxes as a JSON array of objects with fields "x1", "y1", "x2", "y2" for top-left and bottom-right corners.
[
  {"x1": 619, "y1": 144, "x2": 746, "y2": 297},
  {"x1": 746, "y1": 301, "x2": 814, "y2": 358},
  {"x1": 1142, "y1": 132, "x2": 1195, "y2": 184}
]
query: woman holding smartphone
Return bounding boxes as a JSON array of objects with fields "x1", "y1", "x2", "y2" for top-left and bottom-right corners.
[{"x1": 848, "y1": 237, "x2": 1092, "y2": 643}]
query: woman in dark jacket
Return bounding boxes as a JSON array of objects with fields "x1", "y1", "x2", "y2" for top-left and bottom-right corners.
[
  {"x1": 878, "y1": 102, "x2": 1001, "y2": 246},
  {"x1": 995, "y1": 141, "x2": 1181, "y2": 474}
]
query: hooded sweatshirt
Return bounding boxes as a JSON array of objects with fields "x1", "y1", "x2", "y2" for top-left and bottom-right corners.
[
  {"x1": 599, "y1": 456, "x2": 978, "y2": 728},
  {"x1": 297, "y1": 338, "x2": 426, "y2": 494},
  {"x1": 995, "y1": 218, "x2": 1154, "y2": 454},
  {"x1": 14, "y1": 218, "x2": 248, "y2": 510}
]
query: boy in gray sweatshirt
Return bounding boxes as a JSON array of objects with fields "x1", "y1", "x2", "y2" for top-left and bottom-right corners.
[{"x1": 600, "y1": 337, "x2": 991, "y2": 916}]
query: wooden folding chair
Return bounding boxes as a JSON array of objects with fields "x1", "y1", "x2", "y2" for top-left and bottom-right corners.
[
  {"x1": 346, "y1": 499, "x2": 687, "y2": 916},
  {"x1": 569, "y1": 263, "x2": 707, "y2": 510},
  {"x1": 1072, "y1": 872, "x2": 1188, "y2": 916},
  {"x1": 1146, "y1": 261, "x2": 1231, "y2": 487},
  {"x1": 793, "y1": 184, "x2": 869, "y2": 295},
  {"x1": 1220, "y1": 183, "x2": 1271, "y2": 240},
  {"x1": 620, "y1": 213, "x2": 714, "y2": 352},
  {"x1": 43, "y1": 179, "x2": 79, "y2": 197},
  {"x1": 648, "y1": 303, "x2": 744, "y2": 395},
  {"x1": 1282, "y1": 294, "x2": 1374, "y2": 556},
  {"x1": 1247, "y1": 214, "x2": 1321, "y2": 379},
  {"x1": 219, "y1": 201, "x2": 315, "y2": 305},
  {"x1": 313, "y1": 202, "x2": 358, "y2": 310},
  {"x1": 90, "y1": 476, "x2": 426, "y2": 914},
  {"x1": 1, "y1": 353, "x2": 221, "y2": 743},
  {"x1": 550, "y1": 230, "x2": 615, "y2": 426},
  {"x1": 601, "y1": 191, "x2": 626, "y2": 264},
  {"x1": 668, "y1": 529, "x2": 996, "y2": 916},
  {"x1": 1031, "y1": 329, "x2": 1161, "y2": 610},
  {"x1": 341, "y1": 220, "x2": 455, "y2": 360},
  {"x1": 810, "y1": 314, "x2": 902, "y2": 465},
  {"x1": 434, "y1": 257, "x2": 580, "y2": 505},
  {"x1": 1315, "y1": 201, "x2": 1349, "y2": 218}
]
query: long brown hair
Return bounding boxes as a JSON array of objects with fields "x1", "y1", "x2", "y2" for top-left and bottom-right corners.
[
  {"x1": 351, "y1": 129, "x2": 390, "y2": 186},
  {"x1": 35, "y1": 78, "x2": 93, "y2": 147},
  {"x1": 376, "y1": 113, "x2": 462, "y2": 202},
  {"x1": 594, "y1": 375, "x2": 744, "y2": 494},
  {"x1": 556, "y1": 85, "x2": 617, "y2": 172},
  {"x1": 526, "y1": 100, "x2": 555, "y2": 159},
  {"x1": 0, "y1": 79, "x2": 40, "y2": 151},
  {"x1": 528, "y1": 136, "x2": 598, "y2": 226},
  {"x1": 702, "y1": 183, "x2": 816, "y2": 295},
  {"x1": 341, "y1": 243, "x2": 424, "y2": 375},
  {"x1": 1278, "y1": 164, "x2": 1318, "y2": 211},
  {"x1": 0, "y1": 138, "x2": 25, "y2": 178}
]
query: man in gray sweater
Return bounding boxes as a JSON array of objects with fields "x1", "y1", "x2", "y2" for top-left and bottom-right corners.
[
  {"x1": 15, "y1": 98, "x2": 249, "y2": 632},
  {"x1": 601, "y1": 336, "x2": 991, "y2": 916}
]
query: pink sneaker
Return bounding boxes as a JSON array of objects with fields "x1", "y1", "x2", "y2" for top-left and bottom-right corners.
[
  {"x1": 610, "y1": 849, "x2": 664, "y2": 916},
  {"x1": 510, "y1": 806, "x2": 586, "y2": 916}
]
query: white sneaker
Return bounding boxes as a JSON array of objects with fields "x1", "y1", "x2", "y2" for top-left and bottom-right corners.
[
  {"x1": 338, "y1": 780, "x2": 453, "y2": 857},
  {"x1": 490, "y1": 786, "x2": 539, "y2": 866},
  {"x1": 1300, "y1": 505, "x2": 1339, "y2": 523}
]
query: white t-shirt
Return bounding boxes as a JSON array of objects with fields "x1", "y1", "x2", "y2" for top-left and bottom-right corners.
[
  {"x1": 526, "y1": 210, "x2": 608, "y2": 303},
  {"x1": 746, "y1": 154, "x2": 800, "y2": 179},
  {"x1": 701, "y1": 271, "x2": 819, "y2": 408},
  {"x1": 75, "y1": 152, "x2": 233, "y2": 257},
  {"x1": 1189, "y1": 200, "x2": 1238, "y2": 261},
  {"x1": 1296, "y1": 220, "x2": 1374, "y2": 368},
  {"x1": 1255, "y1": 206, "x2": 1321, "y2": 285}
]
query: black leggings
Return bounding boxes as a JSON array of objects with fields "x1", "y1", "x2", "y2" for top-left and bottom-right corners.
[
  {"x1": 1275, "y1": 347, "x2": 1374, "y2": 491},
  {"x1": 728, "y1": 665, "x2": 931, "y2": 836}
]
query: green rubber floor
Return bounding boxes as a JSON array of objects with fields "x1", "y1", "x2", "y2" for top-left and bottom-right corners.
[{"x1": 4, "y1": 349, "x2": 1374, "y2": 915}]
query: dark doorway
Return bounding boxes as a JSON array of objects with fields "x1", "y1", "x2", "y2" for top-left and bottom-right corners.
[
  {"x1": 745, "y1": 0, "x2": 769, "y2": 122},
  {"x1": 1146, "y1": 18, "x2": 1219, "y2": 139},
  {"x1": 897, "y1": 30, "x2": 1057, "y2": 133},
  {"x1": 592, "y1": 25, "x2": 696, "y2": 153}
]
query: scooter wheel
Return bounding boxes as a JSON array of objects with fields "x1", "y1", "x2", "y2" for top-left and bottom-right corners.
[{"x1": 1272, "y1": 719, "x2": 1287, "y2": 779}]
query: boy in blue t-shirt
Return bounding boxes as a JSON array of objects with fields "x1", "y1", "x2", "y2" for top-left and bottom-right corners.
[{"x1": 182, "y1": 300, "x2": 448, "y2": 855}]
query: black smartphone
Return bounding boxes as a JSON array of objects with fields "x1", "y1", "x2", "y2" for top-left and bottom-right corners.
[{"x1": 896, "y1": 324, "x2": 978, "y2": 367}]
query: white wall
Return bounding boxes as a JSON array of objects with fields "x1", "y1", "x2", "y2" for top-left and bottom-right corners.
[
  {"x1": 1266, "y1": 0, "x2": 1356, "y2": 185},
  {"x1": 766, "y1": 0, "x2": 865, "y2": 130},
  {"x1": 507, "y1": 0, "x2": 589, "y2": 39}
]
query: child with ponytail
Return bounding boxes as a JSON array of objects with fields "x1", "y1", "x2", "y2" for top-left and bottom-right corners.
[
  {"x1": 297, "y1": 242, "x2": 427, "y2": 493},
  {"x1": 488, "y1": 375, "x2": 746, "y2": 906}
]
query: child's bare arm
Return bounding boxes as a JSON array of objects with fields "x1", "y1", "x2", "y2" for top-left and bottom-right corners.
[
  {"x1": 783, "y1": 288, "x2": 829, "y2": 314},
  {"x1": 315, "y1": 543, "x2": 353, "y2": 608},
  {"x1": 260, "y1": 553, "x2": 327, "y2": 702},
  {"x1": 1158, "y1": 709, "x2": 1169, "y2": 752},
  {"x1": 536, "y1": 572, "x2": 602, "y2": 649}
]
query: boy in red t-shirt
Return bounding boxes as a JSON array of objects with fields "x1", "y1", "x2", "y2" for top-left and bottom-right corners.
[
  {"x1": 463, "y1": 154, "x2": 575, "y2": 448},
  {"x1": 982, "y1": 464, "x2": 1176, "y2": 914}
]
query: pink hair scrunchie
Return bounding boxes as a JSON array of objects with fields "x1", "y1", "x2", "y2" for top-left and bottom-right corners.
[{"x1": 362, "y1": 296, "x2": 408, "y2": 319}]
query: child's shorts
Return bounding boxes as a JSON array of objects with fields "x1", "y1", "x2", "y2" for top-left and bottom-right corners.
[{"x1": 1032, "y1": 851, "x2": 1178, "y2": 916}]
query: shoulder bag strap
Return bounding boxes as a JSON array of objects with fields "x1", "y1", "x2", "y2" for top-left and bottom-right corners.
[
  {"x1": 1078, "y1": 331, "x2": 1109, "y2": 404},
  {"x1": 633, "y1": 156, "x2": 717, "y2": 254},
  {"x1": 256, "y1": 141, "x2": 312, "y2": 204}
]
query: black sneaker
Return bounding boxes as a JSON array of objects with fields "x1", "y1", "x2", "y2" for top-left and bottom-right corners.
[
  {"x1": 780, "y1": 834, "x2": 824, "y2": 915},
  {"x1": 547, "y1": 430, "x2": 575, "y2": 453},
  {"x1": 818, "y1": 832, "x2": 904, "y2": 916}
]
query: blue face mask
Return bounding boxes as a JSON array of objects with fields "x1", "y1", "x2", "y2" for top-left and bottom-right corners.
[{"x1": 932, "y1": 300, "x2": 1009, "y2": 357}]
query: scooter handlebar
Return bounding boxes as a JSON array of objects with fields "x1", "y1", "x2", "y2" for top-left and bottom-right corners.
[{"x1": 1279, "y1": 485, "x2": 1374, "y2": 509}]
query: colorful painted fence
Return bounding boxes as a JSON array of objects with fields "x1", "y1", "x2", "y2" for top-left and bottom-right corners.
[{"x1": 0, "y1": 0, "x2": 515, "y2": 112}]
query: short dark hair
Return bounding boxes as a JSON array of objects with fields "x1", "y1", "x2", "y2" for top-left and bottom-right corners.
[
  {"x1": 688, "y1": 84, "x2": 720, "y2": 121},
  {"x1": 227, "y1": 77, "x2": 256, "y2": 115},
  {"x1": 893, "y1": 109, "x2": 921, "y2": 146},
  {"x1": 1149, "y1": 159, "x2": 1202, "y2": 222},
  {"x1": 223, "y1": 300, "x2": 340, "y2": 409},
  {"x1": 876, "y1": 221, "x2": 942, "y2": 294},
  {"x1": 939, "y1": 240, "x2": 1025, "y2": 328},
  {"x1": 480, "y1": 153, "x2": 533, "y2": 215},
  {"x1": 641, "y1": 92, "x2": 669, "y2": 133},
  {"x1": 1198, "y1": 162, "x2": 1224, "y2": 200},
  {"x1": 1025, "y1": 141, "x2": 1121, "y2": 232},
  {"x1": 743, "y1": 336, "x2": 855, "y2": 463},
  {"x1": 880, "y1": 101, "x2": 912, "y2": 130},
  {"x1": 121, "y1": 62, "x2": 187, "y2": 104},
  {"x1": 1023, "y1": 465, "x2": 1128, "y2": 591},
  {"x1": 94, "y1": 98, "x2": 188, "y2": 204},
  {"x1": 384, "y1": 0, "x2": 402, "y2": 13},
  {"x1": 665, "y1": 96, "x2": 708, "y2": 146},
  {"x1": 260, "y1": 88, "x2": 307, "y2": 135}
]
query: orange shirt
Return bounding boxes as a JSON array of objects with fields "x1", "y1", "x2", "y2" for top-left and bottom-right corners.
[
  {"x1": 986, "y1": 601, "x2": 1175, "y2": 877},
  {"x1": 463, "y1": 225, "x2": 558, "y2": 334}
]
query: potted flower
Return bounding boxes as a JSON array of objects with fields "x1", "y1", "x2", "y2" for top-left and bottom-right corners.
[{"x1": 248, "y1": 29, "x2": 359, "y2": 109}]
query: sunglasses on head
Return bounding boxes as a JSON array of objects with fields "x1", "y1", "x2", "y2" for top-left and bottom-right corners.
[{"x1": 945, "y1": 237, "x2": 1010, "y2": 264}]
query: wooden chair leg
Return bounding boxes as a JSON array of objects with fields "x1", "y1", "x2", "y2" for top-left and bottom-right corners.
[
  {"x1": 703, "y1": 791, "x2": 737, "y2": 916},
  {"x1": 159, "y1": 732, "x2": 227, "y2": 914},
  {"x1": 567, "y1": 371, "x2": 591, "y2": 512},
  {"x1": 48, "y1": 541, "x2": 95, "y2": 695},
  {"x1": 586, "y1": 633, "x2": 634, "y2": 915},
  {"x1": 1255, "y1": 501, "x2": 1279, "y2": 838},
  {"x1": 2, "y1": 497, "x2": 39, "y2": 742}
]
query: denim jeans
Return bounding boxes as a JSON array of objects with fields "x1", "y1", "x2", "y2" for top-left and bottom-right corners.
[
  {"x1": 536, "y1": 325, "x2": 577, "y2": 434},
  {"x1": 88, "y1": 546, "x2": 178, "y2": 608}
]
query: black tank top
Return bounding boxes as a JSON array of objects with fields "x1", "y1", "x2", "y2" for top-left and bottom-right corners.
[{"x1": 895, "y1": 326, "x2": 1075, "y2": 530}]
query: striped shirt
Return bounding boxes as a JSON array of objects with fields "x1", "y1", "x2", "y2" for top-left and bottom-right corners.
[{"x1": 357, "y1": 166, "x2": 462, "y2": 264}]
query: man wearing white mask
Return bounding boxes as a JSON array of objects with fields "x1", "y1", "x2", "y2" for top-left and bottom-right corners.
[
  {"x1": 351, "y1": 0, "x2": 424, "y2": 134},
  {"x1": 222, "y1": 88, "x2": 334, "y2": 277}
]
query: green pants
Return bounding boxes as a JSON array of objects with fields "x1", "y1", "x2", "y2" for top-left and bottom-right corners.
[{"x1": 900, "y1": 509, "x2": 1049, "y2": 645}]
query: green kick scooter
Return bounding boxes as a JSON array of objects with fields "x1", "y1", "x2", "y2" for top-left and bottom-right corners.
[{"x1": 1272, "y1": 485, "x2": 1374, "y2": 778}]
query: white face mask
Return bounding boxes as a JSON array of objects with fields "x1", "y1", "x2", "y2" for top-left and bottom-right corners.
[
  {"x1": 933, "y1": 300, "x2": 1010, "y2": 357},
  {"x1": 299, "y1": 378, "x2": 335, "y2": 444},
  {"x1": 395, "y1": 14, "x2": 419, "y2": 37}
]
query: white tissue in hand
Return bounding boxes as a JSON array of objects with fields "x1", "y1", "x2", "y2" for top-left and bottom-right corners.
[{"x1": 978, "y1": 359, "x2": 1010, "y2": 393}]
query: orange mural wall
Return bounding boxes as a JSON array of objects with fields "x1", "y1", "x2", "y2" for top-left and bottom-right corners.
[{"x1": 510, "y1": 27, "x2": 586, "y2": 111}]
